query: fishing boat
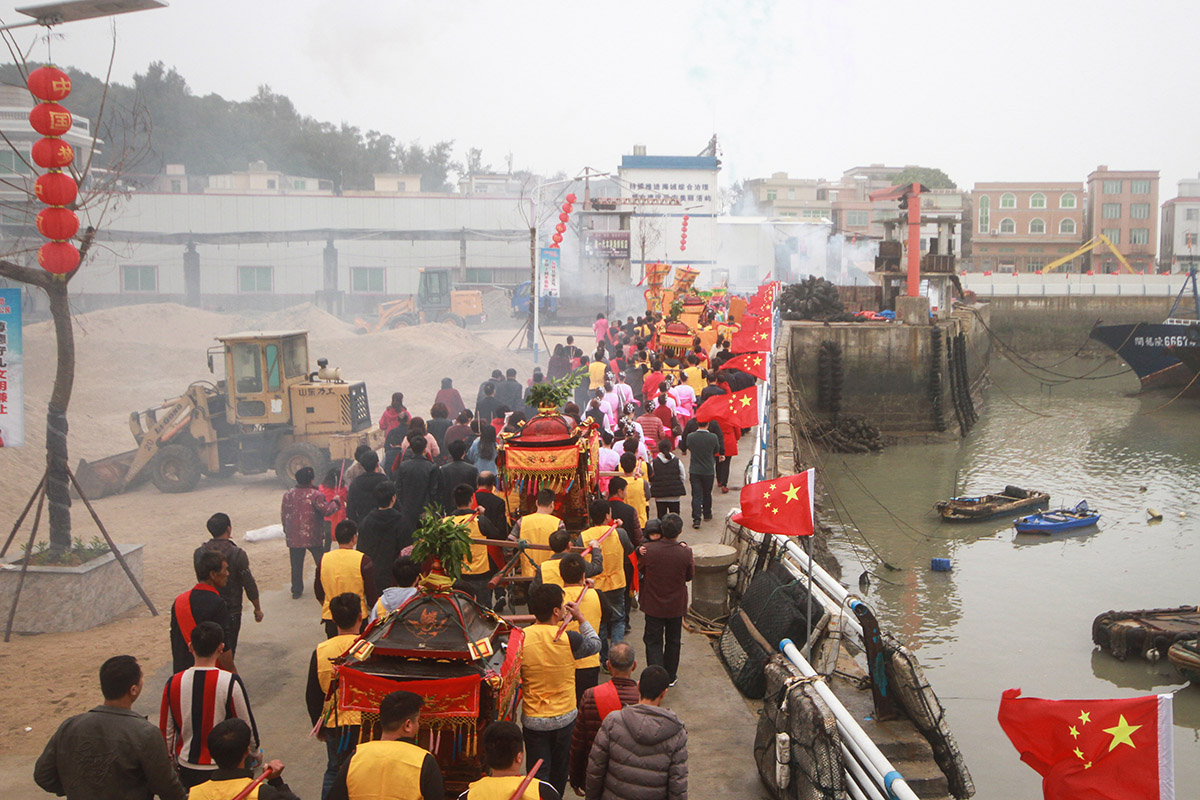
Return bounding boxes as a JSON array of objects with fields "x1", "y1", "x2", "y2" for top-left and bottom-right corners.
[
  {"x1": 1089, "y1": 268, "x2": 1200, "y2": 391},
  {"x1": 1093, "y1": 605, "x2": 1200, "y2": 662},
  {"x1": 1168, "y1": 639, "x2": 1200, "y2": 683},
  {"x1": 936, "y1": 485, "x2": 1049, "y2": 521},
  {"x1": 1014, "y1": 501, "x2": 1100, "y2": 534}
]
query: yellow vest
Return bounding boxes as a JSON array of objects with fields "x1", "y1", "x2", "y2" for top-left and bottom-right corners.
[
  {"x1": 588, "y1": 360, "x2": 608, "y2": 390},
  {"x1": 189, "y1": 777, "x2": 258, "y2": 800},
  {"x1": 683, "y1": 365, "x2": 706, "y2": 394},
  {"x1": 465, "y1": 775, "x2": 541, "y2": 800},
  {"x1": 592, "y1": 525, "x2": 626, "y2": 592},
  {"x1": 564, "y1": 584, "x2": 602, "y2": 669},
  {"x1": 539, "y1": 557, "x2": 565, "y2": 587},
  {"x1": 315, "y1": 633, "x2": 361, "y2": 727},
  {"x1": 517, "y1": 513, "x2": 562, "y2": 577},
  {"x1": 321, "y1": 548, "x2": 367, "y2": 620},
  {"x1": 346, "y1": 739, "x2": 429, "y2": 800},
  {"x1": 448, "y1": 513, "x2": 489, "y2": 576},
  {"x1": 621, "y1": 471, "x2": 649, "y2": 529},
  {"x1": 521, "y1": 623, "x2": 577, "y2": 719}
]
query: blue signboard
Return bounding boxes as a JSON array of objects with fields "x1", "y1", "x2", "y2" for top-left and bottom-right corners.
[{"x1": 0, "y1": 289, "x2": 22, "y2": 447}]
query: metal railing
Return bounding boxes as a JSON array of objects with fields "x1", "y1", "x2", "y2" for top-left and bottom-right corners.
[
  {"x1": 739, "y1": 306, "x2": 918, "y2": 800},
  {"x1": 963, "y1": 273, "x2": 1187, "y2": 297}
]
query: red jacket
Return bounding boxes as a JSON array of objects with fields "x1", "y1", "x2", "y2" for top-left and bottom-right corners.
[{"x1": 569, "y1": 677, "x2": 640, "y2": 791}]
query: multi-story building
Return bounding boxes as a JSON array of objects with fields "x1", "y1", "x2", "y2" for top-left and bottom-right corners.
[
  {"x1": 1084, "y1": 166, "x2": 1159, "y2": 273},
  {"x1": 0, "y1": 84, "x2": 97, "y2": 198},
  {"x1": 204, "y1": 160, "x2": 334, "y2": 195},
  {"x1": 970, "y1": 182, "x2": 1085, "y2": 272},
  {"x1": 457, "y1": 172, "x2": 524, "y2": 196},
  {"x1": 742, "y1": 173, "x2": 832, "y2": 221},
  {"x1": 1160, "y1": 174, "x2": 1200, "y2": 273}
]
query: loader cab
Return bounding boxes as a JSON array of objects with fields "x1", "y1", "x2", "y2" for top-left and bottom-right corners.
[
  {"x1": 418, "y1": 268, "x2": 451, "y2": 312},
  {"x1": 216, "y1": 331, "x2": 310, "y2": 426}
]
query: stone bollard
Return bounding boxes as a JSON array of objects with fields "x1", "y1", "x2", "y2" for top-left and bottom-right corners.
[{"x1": 689, "y1": 543, "x2": 737, "y2": 621}]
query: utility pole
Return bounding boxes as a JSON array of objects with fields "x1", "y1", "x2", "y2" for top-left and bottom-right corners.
[{"x1": 528, "y1": 224, "x2": 536, "y2": 351}]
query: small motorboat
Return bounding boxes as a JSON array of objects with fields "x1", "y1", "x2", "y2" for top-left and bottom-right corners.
[
  {"x1": 1014, "y1": 501, "x2": 1101, "y2": 534},
  {"x1": 1093, "y1": 605, "x2": 1200, "y2": 662},
  {"x1": 1168, "y1": 638, "x2": 1200, "y2": 683},
  {"x1": 936, "y1": 485, "x2": 1049, "y2": 521}
]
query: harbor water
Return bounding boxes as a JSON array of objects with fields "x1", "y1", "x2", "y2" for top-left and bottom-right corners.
[{"x1": 820, "y1": 357, "x2": 1200, "y2": 795}]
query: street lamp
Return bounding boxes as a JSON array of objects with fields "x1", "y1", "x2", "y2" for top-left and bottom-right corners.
[{"x1": 3, "y1": 0, "x2": 166, "y2": 31}]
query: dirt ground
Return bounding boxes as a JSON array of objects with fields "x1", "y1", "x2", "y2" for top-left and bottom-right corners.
[{"x1": 0, "y1": 302, "x2": 582, "y2": 760}]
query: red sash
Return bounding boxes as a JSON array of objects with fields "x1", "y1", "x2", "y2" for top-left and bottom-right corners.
[
  {"x1": 173, "y1": 583, "x2": 218, "y2": 645},
  {"x1": 594, "y1": 680, "x2": 624, "y2": 721}
]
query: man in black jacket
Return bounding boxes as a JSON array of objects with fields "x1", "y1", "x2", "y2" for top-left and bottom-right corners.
[
  {"x1": 193, "y1": 512, "x2": 263, "y2": 657},
  {"x1": 393, "y1": 435, "x2": 442, "y2": 551},
  {"x1": 356, "y1": 482, "x2": 406, "y2": 590},
  {"x1": 496, "y1": 367, "x2": 524, "y2": 412},
  {"x1": 439, "y1": 440, "x2": 478, "y2": 513},
  {"x1": 346, "y1": 450, "x2": 388, "y2": 525},
  {"x1": 192, "y1": 719, "x2": 299, "y2": 800}
]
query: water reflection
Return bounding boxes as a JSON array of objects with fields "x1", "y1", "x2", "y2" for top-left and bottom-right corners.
[{"x1": 820, "y1": 358, "x2": 1200, "y2": 793}]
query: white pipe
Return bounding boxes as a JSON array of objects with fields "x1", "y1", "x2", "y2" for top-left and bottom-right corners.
[
  {"x1": 780, "y1": 639, "x2": 920, "y2": 800},
  {"x1": 844, "y1": 772, "x2": 872, "y2": 800},
  {"x1": 840, "y1": 741, "x2": 888, "y2": 800}
]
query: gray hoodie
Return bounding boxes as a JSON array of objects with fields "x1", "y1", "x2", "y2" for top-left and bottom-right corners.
[{"x1": 586, "y1": 703, "x2": 688, "y2": 800}]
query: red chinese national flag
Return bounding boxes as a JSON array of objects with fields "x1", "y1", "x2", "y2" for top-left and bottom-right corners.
[
  {"x1": 696, "y1": 386, "x2": 758, "y2": 427},
  {"x1": 998, "y1": 688, "x2": 1174, "y2": 800},
  {"x1": 731, "y1": 320, "x2": 772, "y2": 354},
  {"x1": 722, "y1": 352, "x2": 768, "y2": 381},
  {"x1": 733, "y1": 469, "x2": 815, "y2": 537}
]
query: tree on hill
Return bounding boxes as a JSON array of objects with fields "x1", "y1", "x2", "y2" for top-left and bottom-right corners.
[{"x1": 889, "y1": 166, "x2": 956, "y2": 190}]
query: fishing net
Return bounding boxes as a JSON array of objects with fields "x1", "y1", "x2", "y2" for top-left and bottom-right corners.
[{"x1": 754, "y1": 654, "x2": 844, "y2": 800}]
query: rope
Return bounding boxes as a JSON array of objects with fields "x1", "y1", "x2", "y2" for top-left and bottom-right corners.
[{"x1": 1140, "y1": 368, "x2": 1200, "y2": 414}]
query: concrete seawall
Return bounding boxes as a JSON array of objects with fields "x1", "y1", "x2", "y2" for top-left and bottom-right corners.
[{"x1": 983, "y1": 295, "x2": 1184, "y2": 354}]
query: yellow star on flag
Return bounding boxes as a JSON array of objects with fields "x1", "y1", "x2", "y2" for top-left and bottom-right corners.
[
  {"x1": 1102, "y1": 715, "x2": 1141, "y2": 751},
  {"x1": 763, "y1": 491, "x2": 770, "y2": 499},
  {"x1": 738, "y1": 396, "x2": 752, "y2": 407},
  {"x1": 768, "y1": 484, "x2": 776, "y2": 490},
  {"x1": 1084, "y1": 762, "x2": 1092, "y2": 769},
  {"x1": 752, "y1": 356, "x2": 763, "y2": 365},
  {"x1": 1068, "y1": 725, "x2": 1079, "y2": 739},
  {"x1": 771, "y1": 507, "x2": 779, "y2": 514},
  {"x1": 1073, "y1": 747, "x2": 1084, "y2": 759},
  {"x1": 782, "y1": 484, "x2": 801, "y2": 503},
  {"x1": 1078, "y1": 710, "x2": 1090, "y2": 725}
]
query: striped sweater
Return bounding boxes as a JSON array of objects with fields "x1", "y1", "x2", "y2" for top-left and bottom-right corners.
[{"x1": 159, "y1": 667, "x2": 259, "y2": 770}]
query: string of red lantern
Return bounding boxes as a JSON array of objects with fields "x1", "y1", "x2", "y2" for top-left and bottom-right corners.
[
  {"x1": 680, "y1": 214, "x2": 689, "y2": 252},
  {"x1": 27, "y1": 65, "x2": 79, "y2": 276},
  {"x1": 551, "y1": 192, "x2": 577, "y2": 248}
]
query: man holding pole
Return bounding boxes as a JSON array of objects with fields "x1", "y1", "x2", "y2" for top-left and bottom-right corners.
[
  {"x1": 459, "y1": 721, "x2": 560, "y2": 799},
  {"x1": 558, "y1": 554, "x2": 607, "y2": 703},
  {"x1": 187, "y1": 719, "x2": 298, "y2": 800},
  {"x1": 583, "y1": 500, "x2": 633, "y2": 663},
  {"x1": 447, "y1": 483, "x2": 499, "y2": 608},
  {"x1": 508, "y1": 489, "x2": 565, "y2": 578},
  {"x1": 326, "y1": 690, "x2": 443, "y2": 800}
]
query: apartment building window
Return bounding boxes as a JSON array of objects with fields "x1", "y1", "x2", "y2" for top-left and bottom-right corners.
[
  {"x1": 766, "y1": 190, "x2": 777, "y2": 201},
  {"x1": 267, "y1": 179, "x2": 277, "y2": 189},
  {"x1": 1130, "y1": 203, "x2": 1150, "y2": 219},
  {"x1": 1030, "y1": 218, "x2": 1046, "y2": 234},
  {"x1": 1129, "y1": 228, "x2": 1150, "y2": 245},
  {"x1": 1186, "y1": 208, "x2": 1199, "y2": 221},
  {"x1": 1102, "y1": 203, "x2": 1121, "y2": 219},
  {"x1": 465, "y1": 268, "x2": 492, "y2": 283},
  {"x1": 1059, "y1": 218, "x2": 1076, "y2": 235},
  {"x1": 1030, "y1": 193, "x2": 1046, "y2": 209},
  {"x1": 1103, "y1": 180, "x2": 1122, "y2": 194},
  {"x1": 846, "y1": 210, "x2": 869, "y2": 227},
  {"x1": 293, "y1": 179, "x2": 306, "y2": 190},
  {"x1": 122, "y1": 265, "x2": 158, "y2": 293},
  {"x1": 170, "y1": 179, "x2": 182, "y2": 193},
  {"x1": 351, "y1": 267, "x2": 385, "y2": 293},
  {"x1": 1131, "y1": 180, "x2": 1151, "y2": 194},
  {"x1": 787, "y1": 188, "x2": 795, "y2": 200},
  {"x1": 1000, "y1": 193, "x2": 1016, "y2": 209},
  {"x1": 977, "y1": 196, "x2": 989, "y2": 233},
  {"x1": 238, "y1": 266, "x2": 273, "y2": 293},
  {"x1": 1026, "y1": 259, "x2": 1045, "y2": 273},
  {"x1": 1060, "y1": 193, "x2": 1076, "y2": 208},
  {"x1": 1101, "y1": 228, "x2": 1121, "y2": 245},
  {"x1": 999, "y1": 218, "x2": 1015, "y2": 234}
]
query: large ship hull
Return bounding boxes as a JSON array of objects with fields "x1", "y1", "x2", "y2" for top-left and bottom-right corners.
[{"x1": 1089, "y1": 321, "x2": 1199, "y2": 390}]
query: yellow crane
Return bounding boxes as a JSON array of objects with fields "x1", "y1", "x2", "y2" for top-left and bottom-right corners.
[{"x1": 1039, "y1": 233, "x2": 1135, "y2": 274}]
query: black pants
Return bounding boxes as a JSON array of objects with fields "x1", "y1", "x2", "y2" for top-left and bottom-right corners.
[
  {"x1": 226, "y1": 610, "x2": 243, "y2": 656},
  {"x1": 289, "y1": 545, "x2": 323, "y2": 597},
  {"x1": 178, "y1": 765, "x2": 216, "y2": 789},
  {"x1": 689, "y1": 474, "x2": 714, "y2": 522},
  {"x1": 655, "y1": 500, "x2": 681, "y2": 518},
  {"x1": 575, "y1": 665, "x2": 600, "y2": 706},
  {"x1": 644, "y1": 614, "x2": 683, "y2": 682},
  {"x1": 715, "y1": 457, "x2": 731, "y2": 488},
  {"x1": 455, "y1": 575, "x2": 493, "y2": 609},
  {"x1": 523, "y1": 721, "x2": 574, "y2": 796}
]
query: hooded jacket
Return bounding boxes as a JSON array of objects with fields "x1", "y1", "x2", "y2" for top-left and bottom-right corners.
[{"x1": 586, "y1": 703, "x2": 687, "y2": 800}]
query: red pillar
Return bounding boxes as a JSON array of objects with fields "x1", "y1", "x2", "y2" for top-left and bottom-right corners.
[{"x1": 906, "y1": 182, "x2": 922, "y2": 297}]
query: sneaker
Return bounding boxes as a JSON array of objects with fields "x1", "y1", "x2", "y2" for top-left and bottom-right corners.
[
  {"x1": 669, "y1": 678, "x2": 678, "y2": 687},
  {"x1": 703, "y1": 514, "x2": 713, "y2": 521},
  {"x1": 720, "y1": 485, "x2": 729, "y2": 494},
  {"x1": 692, "y1": 519, "x2": 701, "y2": 529},
  {"x1": 291, "y1": 592, "x2": 303, "y2": 600}
]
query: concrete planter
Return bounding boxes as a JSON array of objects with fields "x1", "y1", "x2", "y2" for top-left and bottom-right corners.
[{"x1": 0, "y1": 543, "x2": 145, "y2": 634}]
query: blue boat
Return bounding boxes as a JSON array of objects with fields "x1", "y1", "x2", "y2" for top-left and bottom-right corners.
[{"x1": 1014, "y1": 501, "x2": 1100, "y2": 534}]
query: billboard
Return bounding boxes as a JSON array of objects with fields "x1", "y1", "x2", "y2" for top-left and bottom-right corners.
[
  {"x1": 0, "y1": 289, "x2": 23, "y2": 447},
  {"x1": 539, "y1": 247, "x2": 561, "y2": 297},
  {"x1": 584, "y1": 231, "x2": 631, "y2": 259}
]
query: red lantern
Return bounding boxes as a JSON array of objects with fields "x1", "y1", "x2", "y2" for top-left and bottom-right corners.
[
  {"x1": 32, "y1": 137, "x2": 74, "y2": 169},
  {"x1": 680, "y1": 245, "x2": 687, "y2": 251},
  {"x1": 549, "y1": 243, "x2": 559, "y2": 249},
  {"x1": 38, "y1": 241, "x2": 79, "y2": 274},
  {"x1": 552, "y1": 233, "x2": 563, "y2": 244},
  {"x1": 29, "y1": 103, "x2": 72, "y2": 136},
  {"x1": 35, "y1": 171, "x2": 77, "y2": 206},
  {"x1": 683, "y1": 215, "x2": 690, "y2": 221},
  {"x1": 561, "y1": 202, "x2": 573, "y2": 214},
  {"x1": 28, "y1": 66, "x2": 72, "y2": 102},
  {"x1": 681, "y1": 233, "x2": 688, "y2": 241},
  {"x1": 559, "y1": 212, "x2": 569, "y2": 223},
  {"x1": 36, "y1": 207, "x2": 79, "y2": 240},
  {"x1": 555, "y1": 223, "x2": 566, "y2": 234},
  {"x1": 565, "y1": 193, "x2": 577, "y2": 204}
]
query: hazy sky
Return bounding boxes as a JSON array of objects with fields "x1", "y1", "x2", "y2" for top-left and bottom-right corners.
[{"x1": 2, "y1": 0, "x2": 1196, "y2": 196}]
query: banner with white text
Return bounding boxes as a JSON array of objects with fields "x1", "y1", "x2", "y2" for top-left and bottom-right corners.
[{"x1": 0, "y1": 289, "x2": 23, "y2": 447}]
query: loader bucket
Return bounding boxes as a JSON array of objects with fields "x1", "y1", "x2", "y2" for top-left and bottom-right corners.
[{"x1": 74, "y1": 451, "x2": 137, "y2": 499}]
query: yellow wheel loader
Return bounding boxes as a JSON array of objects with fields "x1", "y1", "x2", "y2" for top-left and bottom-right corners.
[
  {"x1": 353, "y1": 268, "x2": 485, "y2": 333},
  {"x1": 75, "y1": 331, "x2": 384, "y2": 498}
]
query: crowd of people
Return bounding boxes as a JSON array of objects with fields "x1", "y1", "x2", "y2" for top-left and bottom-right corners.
[{"x1": 34, "y1": 311, "x2": 759, "y2": 800}]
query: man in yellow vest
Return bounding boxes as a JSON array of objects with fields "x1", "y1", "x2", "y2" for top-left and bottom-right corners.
[
  {"x1": 306, "y1": 593, "x2": 364, "y2": 799},
  {"x1": 617, "y1": 453, "x2": 650, "y2": 530},
  {"x1": 189, "y1": 718, "x2": 297, "y2": 800},
  {"x1": 459, "y1": 720, "x2": 560, "y2": 799},
  {"x1": 584, "y1": 500, "x2": 634, "y2": 664},
  {"x1": 532, "y1": 530, "x2": 604, "y2": 591},
  {"x1": 326, "y1": 690, "x2": 442, "y2": 800},
  {"x1": 521, "y1": 584, "x2": 600, "y2": 797},
  {"x1": 558, "y1": 554, "x2": 607, "y2": 704},
  {"x1": 314, "y1": 521, "x2": 378, "y2": 638},
  {"x1": 507, "y1": 489, "x2": 564, "y2": 579},
  {"x1": 446, "y1": 483, "x2": 500, "y2": 608}
]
